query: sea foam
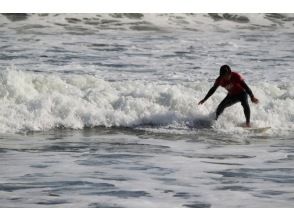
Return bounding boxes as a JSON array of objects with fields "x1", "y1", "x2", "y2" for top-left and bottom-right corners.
[{"x1": 0, "y1": 68, "x2": 293, "y2": 134}]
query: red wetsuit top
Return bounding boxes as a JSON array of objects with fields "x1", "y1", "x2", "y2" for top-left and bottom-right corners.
[{"x1": 214, "y1": 72, "x2": 245, "y2": 96}]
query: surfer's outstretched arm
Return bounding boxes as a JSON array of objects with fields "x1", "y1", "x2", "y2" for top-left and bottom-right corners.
[
  {"x1": 198, "y1": 85, "x2": 218, "y2": 105},
  {"x1": 240, "y1": 81, "x2": 259, "y2": 104}
]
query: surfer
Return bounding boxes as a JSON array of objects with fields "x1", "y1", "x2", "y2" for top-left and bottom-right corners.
[{"x1": 198, "y1": 65, "x2": 259, "y2": 127}]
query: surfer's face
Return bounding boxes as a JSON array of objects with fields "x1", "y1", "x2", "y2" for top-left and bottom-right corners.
[{"x1": 221, "y1": 72, "x2": 231, "y2": 80}]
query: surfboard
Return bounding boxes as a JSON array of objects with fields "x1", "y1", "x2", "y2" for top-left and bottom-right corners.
[{"x1": 244, "y1": 126, "x2": 271, "y2": 133}]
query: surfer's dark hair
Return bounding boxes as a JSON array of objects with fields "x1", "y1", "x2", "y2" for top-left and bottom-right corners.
[{"x1": 220, "y1": 65, "x2": 231, "y2": 75}]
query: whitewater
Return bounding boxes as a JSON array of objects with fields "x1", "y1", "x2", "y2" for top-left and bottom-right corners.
[{"x1": 0, "y1": 13, "x2": 294, "y2": 207}]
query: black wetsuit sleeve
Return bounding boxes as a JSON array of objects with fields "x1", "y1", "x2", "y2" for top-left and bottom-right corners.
[
  {"x1": 203, "y1": 85, "x2": 218, "y2": 101},
  {"x1": 241, "y1": 81, "x2": 254, "y2": 98}
]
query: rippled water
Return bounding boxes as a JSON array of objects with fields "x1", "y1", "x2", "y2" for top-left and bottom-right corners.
[{"x1": 0, "y1": 128, "x2": 293, "y2": 207}]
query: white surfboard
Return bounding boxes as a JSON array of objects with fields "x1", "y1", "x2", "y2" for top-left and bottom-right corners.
[{"x1": 244, "y1": 126, "x2": 271, "y2": 133}]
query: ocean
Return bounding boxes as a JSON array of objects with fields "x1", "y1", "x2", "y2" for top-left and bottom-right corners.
[{"x1": 0, "y1": 13, "x2": 294, "y2": 207}]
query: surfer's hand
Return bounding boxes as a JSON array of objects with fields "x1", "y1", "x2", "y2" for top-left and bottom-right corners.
[
  {"x1": 251, "y1": 97, "x2": 259, "y2": 104},
  {"x1": 198, "y1": 99, "x2": 205, "y2": 105}
]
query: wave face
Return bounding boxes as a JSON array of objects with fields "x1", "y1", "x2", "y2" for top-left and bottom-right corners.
[{"x1": 0, "y1": 69, "x2": 293, "y2": 134}]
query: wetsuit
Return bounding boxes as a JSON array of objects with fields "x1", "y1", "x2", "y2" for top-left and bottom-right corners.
[{"x1": 203, "y1": 72, "x2": 254, "y2": 123}]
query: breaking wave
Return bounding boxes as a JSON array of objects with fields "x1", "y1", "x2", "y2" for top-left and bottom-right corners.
[{"x1": 0, "y1": 68, "x2": 293, "y2": 134}]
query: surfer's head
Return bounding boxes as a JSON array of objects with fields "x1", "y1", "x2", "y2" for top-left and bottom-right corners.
[{"x1": 219, "y1": 65, "x2": 231, "y2": 76}]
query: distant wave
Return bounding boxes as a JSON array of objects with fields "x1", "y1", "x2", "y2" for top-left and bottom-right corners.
[
  {"x1": 0, "y1": 68, "x2": 293, "y2": 134},
  {"x1": 1, "y1": 13, "x2": 294, "y2": 32}
]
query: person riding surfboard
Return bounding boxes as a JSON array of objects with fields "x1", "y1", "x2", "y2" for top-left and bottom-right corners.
[{"x1": 198, "y1": 65, "x2": 259, "y2": 127}]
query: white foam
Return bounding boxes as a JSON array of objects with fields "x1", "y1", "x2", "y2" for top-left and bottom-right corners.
[{"x1": 0, "y1": 68, "x2": 293, "y2": 135}]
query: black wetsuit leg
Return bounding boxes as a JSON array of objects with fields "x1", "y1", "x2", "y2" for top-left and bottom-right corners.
[
  {"x1": 240, "y1": 92, "x2": 250, "y2": 124},
  {"x1": 216, "y1": 95, "x2": 240, "y2": 120},
  {"x1": 216, "y1": 91, "x2": 250, "y2": 123}
]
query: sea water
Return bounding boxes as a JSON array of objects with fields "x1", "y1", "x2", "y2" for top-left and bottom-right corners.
[{"x1": 0, "y1": 13, "x2": 294, "y2": 207}]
